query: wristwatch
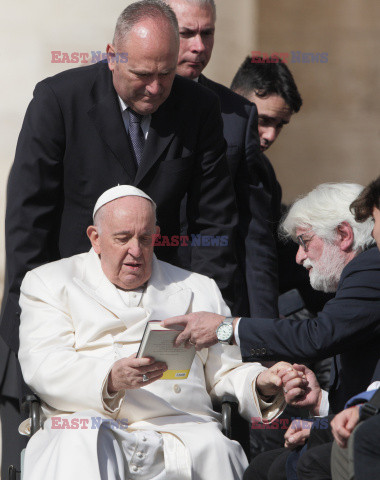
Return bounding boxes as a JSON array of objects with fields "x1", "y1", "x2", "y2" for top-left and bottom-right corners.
[{"x1": 216, "y1": 317, "x2": 234, "y2": 345}]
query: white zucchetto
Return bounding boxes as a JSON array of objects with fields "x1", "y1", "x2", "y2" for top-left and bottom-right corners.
[{"x1": 93, "y1": 185, "x2": 156, "y2": 219}]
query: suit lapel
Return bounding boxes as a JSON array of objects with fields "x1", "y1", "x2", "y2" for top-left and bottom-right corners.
[
  {"x1": 87, "y1": 63, "x2": 137, "y2": 181},
  {"x1": 134, "y1": 82, "x2": 177, "y2": 185},
  {"x1": 197, "y1": 74, "x2": 208, "y2": 88}
]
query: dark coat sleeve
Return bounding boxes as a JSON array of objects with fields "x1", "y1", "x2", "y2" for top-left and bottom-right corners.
[
  {"x1": 239, "y1": 248, "x2": 380, "y2": 362},
  {"x1": 1, "y1": 81, "x2": 65, "y2": 351},
  {"x1": 238, "y1": 113, "x2": 279, "y2": 317},
  {"x1": 197, "y1": 75, "x2": 279, "y2": 317},
  {"x1": 185, "y1": 93, "x2": 240, "y2": 311}
]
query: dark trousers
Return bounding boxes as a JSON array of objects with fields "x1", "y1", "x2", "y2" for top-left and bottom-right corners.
[
  {"x1": 0, "y1": 341, "x2": 30, "y2": 479},
  {"x1": 244, "y1": 416, "x2": 334, "y2": 480},
  {"x1": 243, "y1": 447, "x2": 291, "y2": 480}
]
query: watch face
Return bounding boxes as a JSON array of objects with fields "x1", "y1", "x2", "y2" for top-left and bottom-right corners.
[{"x1": 217, "y1": 323, "x2": 233, "y2": 341}]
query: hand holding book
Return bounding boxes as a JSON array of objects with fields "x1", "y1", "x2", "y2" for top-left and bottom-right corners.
[
  {"x1": 107, "y1": 354, "x2": 168, "y2": 393},
  {"x1": 137, "y1": 321, "x2": 196, "y2": 380}
]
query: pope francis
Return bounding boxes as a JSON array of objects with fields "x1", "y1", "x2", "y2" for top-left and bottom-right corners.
[{"x1": 19, "y1": 186, "x2": 287, "y2": 480}]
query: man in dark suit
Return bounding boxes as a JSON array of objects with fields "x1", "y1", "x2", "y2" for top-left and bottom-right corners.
[
  {"x1": 164, "y1": 182, "x2": 380, "y2": 479},
  {"x1": 164, "y1": 182, "x2": 380, "y2": 409},
  {"x1": 0, "y1": 0, "x2": 240, "y2": 475},
  {"x1": 231, "y1": 56, "x2": 333, "y2": 315},
  {"x1": 167, "y1": 0, "x2": 279, "y2": 318}
]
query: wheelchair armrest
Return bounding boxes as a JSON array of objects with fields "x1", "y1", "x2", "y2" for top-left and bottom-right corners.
[
  {"x1": 22, "y1": 394, "x2": 42, "y2": 436},
  {"x1": 221, "y1": 394, "x2": 238, "y2": 439}
]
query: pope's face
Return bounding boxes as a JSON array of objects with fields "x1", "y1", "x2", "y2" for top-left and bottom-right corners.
[
  {"x1": 107, "y1": 18, "x2": 179, "y2": 115},
  {"x1": 170, "y1": 0, "x2": 215, "y2": 79},
  {"x1": 87, "y1": 196, "x2": 159, "y2": 290}
]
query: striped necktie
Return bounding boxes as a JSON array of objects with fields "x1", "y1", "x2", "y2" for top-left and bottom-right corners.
[{"x1": 128, "y1": 108, "x2": 145, "y2": 167}]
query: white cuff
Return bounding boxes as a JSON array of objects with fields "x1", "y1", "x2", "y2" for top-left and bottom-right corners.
[
  {"x1": 317, "y1": 389, "x2": 329, "y2": 417},
  {"x1": 234, "y1": 318, "x2": 241, "y2": 346}
]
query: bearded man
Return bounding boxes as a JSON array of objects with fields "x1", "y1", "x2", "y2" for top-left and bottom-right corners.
[
  {"x1": 164, "y1": 182, "x2": 380, "y2": 414},
  {"x1": 164, "y1": 182, "x2": 380, "y2": 479}
]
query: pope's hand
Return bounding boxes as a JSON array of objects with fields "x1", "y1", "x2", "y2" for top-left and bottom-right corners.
[
  {"x1": 256, "y1": 361, "x2": 293, "y2": 397},
  {"x1": 162, "y1": 312, "x2": 225, "y2": 350},
  {"x1": 107, "y1": 354, "x2": 167, "y2": 393},
  {"x1": 279, "y1": 364, "x2": 322, "y2": 415}
]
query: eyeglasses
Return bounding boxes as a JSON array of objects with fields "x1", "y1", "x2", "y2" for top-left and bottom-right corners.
[{"x1": 296, "y1": 234, "x2": 315, "y2": 252}]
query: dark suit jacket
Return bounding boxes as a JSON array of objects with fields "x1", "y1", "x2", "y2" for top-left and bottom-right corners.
[
  {"x1": 197, "y1": 74, "x2": 279, "y2": 318},
  {"x1": 1, "y1": 61, "x2": 239, "y2": 353},
  {"x1": 239, "y1": 247, "x2": 380, "y2": 413}
]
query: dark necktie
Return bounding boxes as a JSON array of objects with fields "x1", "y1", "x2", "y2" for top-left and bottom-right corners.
[{"x1": 128, "y1": 109, "x2": 145, "y2": 167}]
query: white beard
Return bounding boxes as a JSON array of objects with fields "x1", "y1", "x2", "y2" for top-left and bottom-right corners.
[{"x1": 303, "y1": 243, "x2": 346, "y2": 293}]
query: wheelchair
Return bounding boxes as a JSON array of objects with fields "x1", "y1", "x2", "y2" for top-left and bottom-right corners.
[
  {"x1": 8, "y1": 393, "x2": 250, "y2": 479},
  {"x1": 8, "y1": 395, "x2": 41, "y2": 480}
]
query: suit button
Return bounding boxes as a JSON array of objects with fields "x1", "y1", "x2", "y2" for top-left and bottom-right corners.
[
  {"x1": 137, "y1": 452, "x2": 144, "y2": 458},
  {"x1": 131, "y1": 465, "x2": 138, "y2": 472},
  {"x1": 173, "y1": 384, "x2": 181, "y2": 394},
  {"x1": 261, "y1": 348, "x2": 266, "y2": 355}
]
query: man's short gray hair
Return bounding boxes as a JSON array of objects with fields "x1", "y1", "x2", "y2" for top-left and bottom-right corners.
[
  {"x1": 165, "y1": 0, "x2": 216, "y2": 20},
  {"x1": 280, "y1": 183, "x2": 375, "y2": 252},
  {"x1": 113, "y1": 0, "x2": 179, "y2": 47}
]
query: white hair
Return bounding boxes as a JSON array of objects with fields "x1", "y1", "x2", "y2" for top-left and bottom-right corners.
[{"x1": 280, "y1": 183, "x2": 375, "y2": 252}]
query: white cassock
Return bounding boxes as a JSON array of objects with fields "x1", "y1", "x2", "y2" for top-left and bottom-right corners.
[{"x1": 19, "y1": 249, "x2": 285, "y2": 480}]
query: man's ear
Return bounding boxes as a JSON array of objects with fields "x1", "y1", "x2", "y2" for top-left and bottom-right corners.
[
  {"x1": 87, "y1": 225, "x2": 101, "y2": 254},
  {"x1": 336, "y1": 221, "x2": 354, "y2": 252},
  {"x1": 106, "y1": 43, "x2": 116, "y2": 71}
]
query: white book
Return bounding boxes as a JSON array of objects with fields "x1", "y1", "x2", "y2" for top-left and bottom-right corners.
[{"x1": 137, "y1": 320, "x2": 196, "y2": 380}]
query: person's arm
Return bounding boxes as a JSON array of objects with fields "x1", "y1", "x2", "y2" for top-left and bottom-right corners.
[
  {"x1": 163, "y1": 254, "x2": 380, "y2": 357},
  {"x1": 199, "y1": 279, "x2": 286, "y2": 422},
  {"x1": 238, "y1": 257, "x2": 380, "y2": 362},
  {"x1": 186, "y1": 93, "x2": 240, "y2": 312},
  {"x1": 19, "y1": 269, "x2": 124, "y2": 415},
  {"x1": 237, "y1": 106, "x2": 279, "y2": 317},
  {"x1": 2, "y1": 80, "x2": 65, "y2": 352}
]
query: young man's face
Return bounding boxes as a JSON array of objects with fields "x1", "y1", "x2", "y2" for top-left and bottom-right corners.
[
  {"x1": 244, "y1": 93, "x2": 293, "y2": 152},
  {"x1": 372, "y1": 206, "x2": 380, "y2": 248}
]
